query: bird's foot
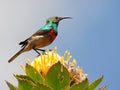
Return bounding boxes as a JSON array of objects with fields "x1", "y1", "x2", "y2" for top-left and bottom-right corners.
[
  {"x1": 33, "y1": 48, "x2": 53, "y2": 57},
  {"x1": 33, "y1": 48, "x2": 47, "y2": 57}
]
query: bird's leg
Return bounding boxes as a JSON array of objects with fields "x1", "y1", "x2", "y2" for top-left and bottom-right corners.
[
  {"x1": 33, "y1": 48, "x2": 53, "y2": 57},
  {"x1": 36, "y1": 48, "x2": 45, "y2": 52},
  {"x1": 36, "y1": 48, "x2": 47, "y2": 55},
  {"x1": 33, "y1": 48, "x2": 46, "y2": 56},
  {"x1": 33, "y1": 48, "x2": 40, "y2": 55}
]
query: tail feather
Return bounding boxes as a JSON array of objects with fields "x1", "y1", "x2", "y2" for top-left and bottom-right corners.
[
  {"x1": 19, "y1": 40, "x2": 27, "y2": 48},
  {"x1": 8, "y1": 48, "x2": 24, "y2": 63}
]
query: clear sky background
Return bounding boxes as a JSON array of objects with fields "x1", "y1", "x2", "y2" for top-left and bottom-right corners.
[{"x1": 0, "y1": 0, "x2": 119, "y2": 90}]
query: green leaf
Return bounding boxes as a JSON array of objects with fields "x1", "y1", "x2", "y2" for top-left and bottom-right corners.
[
  {"x1": 32, "y1": 83, "x2": 52, "y2": 90},
  {"x1": 46, "y1": 61, "x2": 70, "y2": 90},
  {"x1": 14, "y1": 74, "x2": 35, "y2": 90},
  {"x1": 14, "y1": 74, "x2": 34, "y2": 83},
  {"x1": 25, "y1": 63, "x2": 44, "y2": 83},
  {"x1": 18, "y1": 77, "x2": 34, "y2": 90},
  {"x1": 89, "y1": 75, "x2": 104, "y2": 90},
  {"x1": 69, "y1": 78, "x2": 89, "y2": 90},
  {"x1": 5, "y1": 80, "x2": 17, "y2": 90}
]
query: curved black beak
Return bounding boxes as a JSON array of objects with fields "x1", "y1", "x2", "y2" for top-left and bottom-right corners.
[{"x1": 60, "y1": 17, "x2": 72, "y2": 20}]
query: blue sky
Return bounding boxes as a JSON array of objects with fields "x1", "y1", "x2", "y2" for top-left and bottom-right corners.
[{"x1": 0, "y1": 0, "x2": 119, "y2": 89}]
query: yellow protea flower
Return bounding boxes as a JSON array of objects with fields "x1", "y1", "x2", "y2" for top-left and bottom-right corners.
[
  {"x1": 31, "y1": 48, "x2": 61, "y2": 76},
  {"x1": 30, "y1": 47, "x2": 87, "y2": 85},
  {"x1": 7, "y1": 47, "x2": 105, "y2": 90}
]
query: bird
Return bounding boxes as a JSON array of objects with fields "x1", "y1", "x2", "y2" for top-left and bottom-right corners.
[{"x1": 8, "y1": 16, "x2": 72, "y2": 63}]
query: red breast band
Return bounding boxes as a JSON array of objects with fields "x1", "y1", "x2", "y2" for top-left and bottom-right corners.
[{"x1": 49, "y1": 30, "x2": 56, "y2": 40}]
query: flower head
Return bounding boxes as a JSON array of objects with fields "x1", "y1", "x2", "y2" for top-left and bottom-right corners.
[
  {"x1": 7, "y1": 47, "x2": 105, "y2": 90},
  {"x1": 30, "y1": 47, "x2": 87, "y2": 85},
  {"x1": 31, "y1": 48, "x2": 60, "y2": 76}
]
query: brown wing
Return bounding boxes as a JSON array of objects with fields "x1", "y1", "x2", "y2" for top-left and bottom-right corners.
[
  {"x1": 19, "y1": 30, "x2": 50, "y2": 47},
  {"x1": 32, "y1": 30, "x2": 50, "y2": 36}
]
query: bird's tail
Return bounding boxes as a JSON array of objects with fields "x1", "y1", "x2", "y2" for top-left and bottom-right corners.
[{"x1": 8, "y1": 48, "x2": 25, "y2": 63}]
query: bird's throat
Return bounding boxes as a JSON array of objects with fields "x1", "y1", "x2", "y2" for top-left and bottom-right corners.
[{"x1": 49, "y1": 30, "x2": 57, "y2": 40}]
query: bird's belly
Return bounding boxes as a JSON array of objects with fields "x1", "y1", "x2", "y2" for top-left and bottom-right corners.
[{"x1": 29, "y1": 35, "x2": 54, "y2": 49}]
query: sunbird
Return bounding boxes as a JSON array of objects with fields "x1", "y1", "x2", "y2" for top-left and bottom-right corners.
[{"x1": 8, "y1": 16, "x2": 72, "y2": 63}]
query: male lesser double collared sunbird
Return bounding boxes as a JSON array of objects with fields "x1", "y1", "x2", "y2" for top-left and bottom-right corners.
[{"x1": 8, "y1": 16, "x2": 72, "y2": 63}]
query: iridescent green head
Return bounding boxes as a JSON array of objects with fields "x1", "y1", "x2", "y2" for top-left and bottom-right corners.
[
  {"x1": 47, "y1": 16, "x2": 72, "y2": 24},
  {"x1": 40, "y1": 16, "x2": 72, "y2": 32}
]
